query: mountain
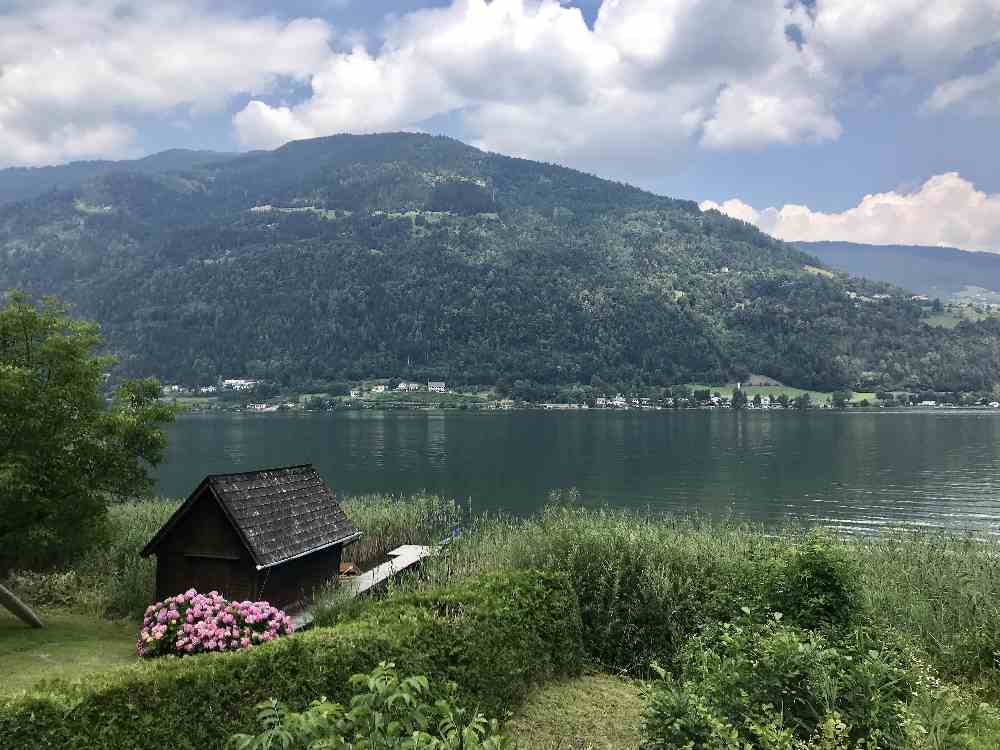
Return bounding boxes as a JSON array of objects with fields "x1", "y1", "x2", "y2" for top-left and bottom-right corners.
[
  {"x1": 797, "y1": 241, "x2": 1000, "y2": 303},
  {"x1": 1, "y1": 133, "x2": 998, "y2": 393},
  {"x1": 0, "y1": 149, "x2": 237, "y2": 207}
]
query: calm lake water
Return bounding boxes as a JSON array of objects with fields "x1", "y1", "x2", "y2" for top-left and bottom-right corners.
[{"x1": 157, "y1": 410, "x2": 1000, "y2": 534}]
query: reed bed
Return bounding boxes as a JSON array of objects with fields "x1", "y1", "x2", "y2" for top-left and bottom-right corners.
[
  {"x1": 7, "y1": 491, "x2": 1000, "y2": 690},
  {"x1": 367, "y1": 502, "x2": 1000, "y2": 686},
  {"x1": 340, "y1": 492, "x2": 462, "y2": 571}
]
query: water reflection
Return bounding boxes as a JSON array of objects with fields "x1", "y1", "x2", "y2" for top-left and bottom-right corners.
[{"x1": 157, "y1": 411, "x2": 1000, "y2": 534}]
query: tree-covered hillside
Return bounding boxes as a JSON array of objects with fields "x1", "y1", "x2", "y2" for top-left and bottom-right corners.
[
  {"x1": 1, "y1": 133, "x2": 997, "y2": 392},
  {"x1": 0, "y1": 149, "x2": 236, "y2": 208},
  {"x1": 798, "y1": 240, "x2": 1000, "y2": 301}
]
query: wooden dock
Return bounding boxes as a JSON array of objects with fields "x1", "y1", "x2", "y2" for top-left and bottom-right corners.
[
  {"x1": 344, "y1": 544, "x2": 438, "y2": 597},
  {"x1": 291, "y1": 543, "x2": 439, "y2": 630}
]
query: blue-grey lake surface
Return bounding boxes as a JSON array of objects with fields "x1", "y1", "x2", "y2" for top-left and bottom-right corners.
[{"x1": 158, "y1": 410, "x2": 1000, "y2": 534}]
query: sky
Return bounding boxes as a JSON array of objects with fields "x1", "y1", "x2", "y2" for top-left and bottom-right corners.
[{"x1": 1, "y1": 0, "x2": 999, "y2": 250}]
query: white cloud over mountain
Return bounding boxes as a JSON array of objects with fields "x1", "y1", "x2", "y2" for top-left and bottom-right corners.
[
  {"x1": 234, "y1": 0, "x2": 1000, "y2": 168},
  {"x1": 0, "y1": 0, "x2": 997, "y2": 169},
  {"x1": 0, "y1": 0, "x2": 330, "y2": 165},
  {"x1": 700, "y1": 173, "x2": 1000, "y2": 253}
]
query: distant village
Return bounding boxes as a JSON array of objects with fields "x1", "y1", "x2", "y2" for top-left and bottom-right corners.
[{"x1": 158, "y1": 378, "x2": 1000, "y2": 413}]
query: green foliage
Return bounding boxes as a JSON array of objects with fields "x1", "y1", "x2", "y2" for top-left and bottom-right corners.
[
  {"x1": 228, "y1": 661, "x2": 514, "y2": 749},
  {"x1": 643, "y1": 616, "x2": 919, "y2": 749},
  {"x1": 771, "y1": 530, "x2": 861, "y2": 631},
  {"x1": 0, "y1": 293, "x2": 176, "y2": 570},
  {"x1": 642, "y1": 614, "x2": 1000, "y2": 750},
  {"x1": 2, "y1": 133, "x2": 994, "y2": 393},
  {"x1": 0, "y1": 571, "x2": 583, "y2": 750},
  {"x1": 831, "y1": 391, "x2": 852, "y2": 408},
  {"x1": 731, "y1": 388, "x2": 747, "y2": 409}
]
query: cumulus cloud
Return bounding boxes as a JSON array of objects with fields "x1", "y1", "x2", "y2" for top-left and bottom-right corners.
[
  {"x1": 231, "y1": 0, "x2": 1000, "y2": 171},
  {"x1": 1, "y1": 0, "x2": 998, "y2": 169},
  {"x1": 0, "y1": 0, "x2": 331, "y2": 165},
  {"x1": 700, "y1": 173, "x2": 1000, "y2": 253},
  {"x1": 234, "y1": 0, "x2": 841, "y2": 167}
]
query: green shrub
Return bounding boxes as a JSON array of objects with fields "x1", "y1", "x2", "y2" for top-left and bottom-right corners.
[
  {"x1": 0, "y1": 572, "x2": 583, "y2": 750},
  {"x1": 770, "y1": 530, "x2": 861, "y2": 631},
  {"x1": 228, "y1": 661, "x2": 514, "y2": 749},
  {"x1": 642, "y1": 615, "x2": 919, "y2": 749}
]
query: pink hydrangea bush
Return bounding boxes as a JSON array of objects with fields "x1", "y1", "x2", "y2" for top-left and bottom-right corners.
[{"x1": 137, "y1": 589, "x2": 294, "y2": 658}]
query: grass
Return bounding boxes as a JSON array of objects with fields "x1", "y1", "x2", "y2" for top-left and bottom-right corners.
[
  {"x1": 508, "y1": 673, "x2": 644, "y2": 749},
  {"x1": 0, "y1": 609, "x2": 136, "y2": 694},
  {"x1": 686, "y1": 382, "x2": 877, "y2": 403},
  {"x1": 2, "y1": 493, "x2": 459, "y2": 624},
  {"x1": 0, "y1": 492, "x2": 462, "y2": 692},
  {"x1": 339, "y1": 492, "x2": 462, "y2": 570},
  {"x1": 359, "y1": 390, "x2": 490, "y2": 405},
  {"x1": 7, "y1": 495, "x2": 1000, "y2": 738},
  {"x1": 803, "y1": 264, "x2": 835, "y2": 278},
  {"x1": 926, "y1": 304, "x2": 1000, "y2": 329},
  {"x1": 398, "y1": 504, "x2": 1000, "y2": 686}
]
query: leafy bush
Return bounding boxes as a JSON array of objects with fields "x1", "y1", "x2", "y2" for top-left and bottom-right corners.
[
  {"x1": 228, "y1": 661, "x2": 513, "y2": 749},
  {"x1": 138, "y1": 590, "x2": 294, "y2": 658},
  {"x1": 2, "y1": 500, "x2": 179, "y2": 619},
  {"x1": 0, "y1": 571, "x2": 582, "y2": 750},
  {"x1": 770, "y1": 530, "x2": 861, "y2": 631},
  {"x1": 642, "y1": 614, "x2": 922, "y2": 749}
]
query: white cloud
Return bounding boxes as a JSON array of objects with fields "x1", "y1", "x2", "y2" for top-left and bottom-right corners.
[
  {"x1": 232, "y1": 0, "x2": 1000, "y2": 170},
  {"x1": 928, "y1": 61, "x2": 1000, "y2": 113},
  {"x1": 0, "y1": 0, "x2": 332, "y2": 165},
  {"x1": 0, "y1": 0, "x2": 997, "y2": 169},
  {"x1": 806, "y1": 0, "x2": 1000, "y2": 74},
  {"x1": 700, "y1": 173, "x2": 1000, "y2": 253},
  {"x1": 234, "y1": 0, "x2": 841, "y2": 168}
]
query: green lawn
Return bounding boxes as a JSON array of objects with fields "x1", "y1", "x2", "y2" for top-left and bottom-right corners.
[
  {"x1": 686, "y1": 382, "x2": 877, "y2": 404},
  {"x1": 0, "y1": 609, "x2": 137, "y2": 694},
  {"x1": 361, "y1": 390, "x2": 490, "y2": 405},
  {"x1": 509, "y1": 673, "x2": 644, "y2": 749}
]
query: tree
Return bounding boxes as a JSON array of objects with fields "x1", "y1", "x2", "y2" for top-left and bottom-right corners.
[
  {"x1": 793, "y1": 393, "x2": 812, "y2": 410},
  {"x1": 0, "y1": 293, "x2": 176, "y2": 570},
  {"x1": 831, "y1": 391, "x2": 852, "y2": 409},
  {"x1": 731, "y1": 388, "x2": 748, "y2": 410}
]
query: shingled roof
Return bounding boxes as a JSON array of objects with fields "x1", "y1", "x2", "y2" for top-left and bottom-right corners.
[{"x1": 142, "y1": 464, "x2": 359, "y2": 569}]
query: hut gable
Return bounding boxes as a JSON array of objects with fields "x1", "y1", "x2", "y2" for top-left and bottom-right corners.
[
  {"x1": 209, "y1": 465, "x2": 356, "y2": 568},
  {"x1": 141, "y1": 465, "x2": 358, "y2": 608}
]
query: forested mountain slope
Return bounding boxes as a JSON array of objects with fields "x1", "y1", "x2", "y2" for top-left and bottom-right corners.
[
  {"x1": 798, "y1": 240, "x2": 1000, "y2": 301},
  {"x1": 0, "y1": 149, "x2": 236, "y2": 207},
  {"x1": 1, "y1": 133, "x2": 997, "y2": 392}
]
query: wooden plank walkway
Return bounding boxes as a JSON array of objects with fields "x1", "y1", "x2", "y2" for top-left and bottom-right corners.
[
  {"x1": 344, "y1": 544, "x2": 437, "y2": 597},
  {"x1": 290, "y1": 543, "x2": 438, "y2": 630}
]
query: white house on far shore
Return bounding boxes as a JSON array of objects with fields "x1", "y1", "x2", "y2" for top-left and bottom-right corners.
[{"x1": 428, "y1": 381, "x2": 446, "y2": 393}]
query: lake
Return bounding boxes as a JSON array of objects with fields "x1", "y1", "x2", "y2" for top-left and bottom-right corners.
[{"x1": 157, "y1": 410, "x2": 1000, "y2": 534}]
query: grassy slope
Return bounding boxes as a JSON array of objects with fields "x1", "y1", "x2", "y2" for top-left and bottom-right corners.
[
  {"x1": 0, "y1": 610, "x2": 136, "y2": 694},
  {"x1": 508, "y1": 673, "x2": 644, "y2": 749},
  {"x1": 687, "y1": 382, "x2": 878, "y2": 403}
]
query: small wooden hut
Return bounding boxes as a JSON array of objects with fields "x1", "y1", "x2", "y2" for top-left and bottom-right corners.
[{"x1": 141, "y1": 464, "x2": 359, "y2": 609}]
